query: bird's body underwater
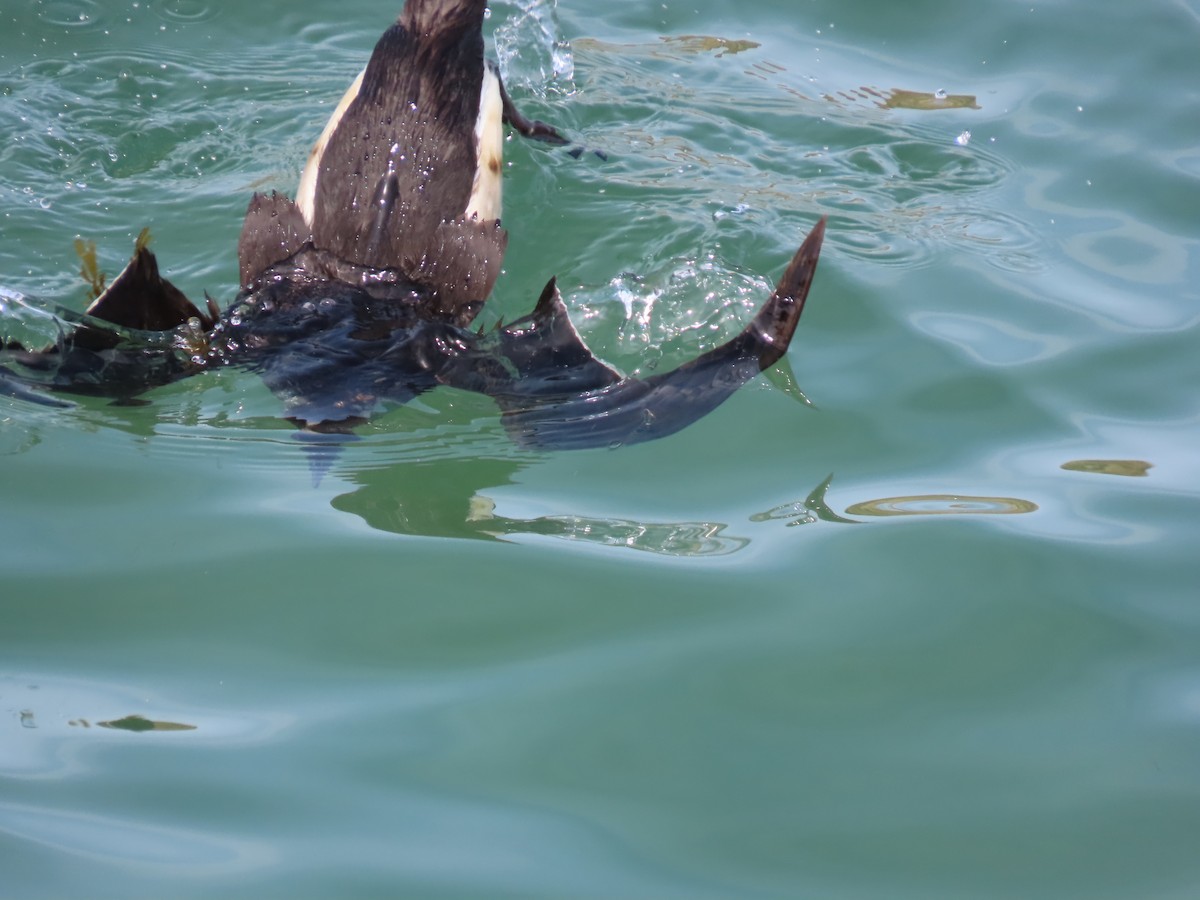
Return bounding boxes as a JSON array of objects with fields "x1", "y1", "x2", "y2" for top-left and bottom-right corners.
[{"x1": 0, "y1": 0, "x2": 826, "y2": 451}]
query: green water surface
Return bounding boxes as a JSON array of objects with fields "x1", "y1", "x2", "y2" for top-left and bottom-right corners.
[{"x1": 2, "y1": 0, "x2": 1199, "y2": 897}]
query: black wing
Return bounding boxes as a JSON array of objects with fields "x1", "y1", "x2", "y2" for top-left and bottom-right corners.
[
  {"x1": 1, "y1": 241, "x2": 213, "y2": 401},
  {"x1": 455, "y1": 218, "x2": 827, "y2": 450}
]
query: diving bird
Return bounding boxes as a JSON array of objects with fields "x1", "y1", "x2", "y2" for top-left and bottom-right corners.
[{"x1": 0, "y1": 0, "x2": 826, "y2": 450}]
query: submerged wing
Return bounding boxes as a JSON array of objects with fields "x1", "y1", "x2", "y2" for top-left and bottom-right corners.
[
  {"x1": 439, "y1": 277, "x2": 623, "y2": 401},
  {"x1": 0, "y1": 364, "x2": 73, "y2": 408},
  {"x1": 220, "y1": 276, "x2": 466, "y2": 432},
  {"x1": 470, "y1": 218, "x2": 827, "y2": 450},
  {"x1": 0, "y1": 307, "x2": 196, "y2": 401},
  {"x1": 1, "y1": 241, "x2": 214, "y2": 400}
]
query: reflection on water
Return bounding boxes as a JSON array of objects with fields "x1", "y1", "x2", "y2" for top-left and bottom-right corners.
[
  {"x1": 331, "y1": 456, "x2": 750, "y2": 556},
  {"x1": 0, "y1": 800, "x2": 270, "y2": 873},
  {"x1": 846, "y1": 494, "x2": 1039, "y2": 517},
  {"x1": 825, "y1": 86, "x2": 980, "y2": 111},
  {"x1": 2, "y1": 373, "x2": 1048, "y2": 549},
  {"x1": 751, "y1": 474, "x2": 1039, "y2": 524},
  {"x1": 882, "y1": 88, "x2": 980, "y2": 111},
  {"x1": 1061, "y1": 459, "x2": 1153, "y2": 477},
  {"x1": 334, "y1": 462, "x2": 1038, "y2": 547},
  {"x1": 489, "y1": 512, "x2": 749, "y2": 556},
  {"x1": 752, "y1": 472, "x2": 859, "y2": 526},
  {"x1": 659, "y1": 35, "x2": 761, "y2": 57},
  {"x1": 331, "y1": 459, "x2": 1044, "y2": 551}
]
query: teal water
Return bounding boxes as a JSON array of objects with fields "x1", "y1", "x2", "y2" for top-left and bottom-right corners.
[{"x1": 3, "y1": 0, "x2": 1200, "y2": 896}]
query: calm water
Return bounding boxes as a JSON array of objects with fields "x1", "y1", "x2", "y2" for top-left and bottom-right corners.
[{"x1": 3, "y1": 0, "x2": 1200, "y2": 896}]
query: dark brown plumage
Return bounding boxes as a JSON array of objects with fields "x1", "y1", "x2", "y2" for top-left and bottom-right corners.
[{"x1": 2, "y1": 0, "x2": 828, "y2": 450}]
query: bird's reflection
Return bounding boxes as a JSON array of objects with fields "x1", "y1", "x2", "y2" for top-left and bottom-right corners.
[
  {"x1": 330, "y1": 461, "x2": 1042, "y2": 551},
  {"x1": 330, "y1": 455, "x2": 751, "y2": 556}
]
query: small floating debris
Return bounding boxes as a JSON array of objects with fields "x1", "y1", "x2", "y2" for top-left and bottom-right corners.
[
  {"x1": 74, "y1": 238, "x2": 106, "y2": 301},
  {"x1": 97, "y1": 715, "x2": 197, "y2": 733},
  {"x1": 845, "y1": 494, "x2": 1038, "y2": 517},
  {"x1": 660, "y1": 35, "x2": 761, "y2": 57},
  {"x1": 883, "y1": 88, "x2": 980, "y2": 111},
  {"x1": 1061, "y1": 459, "x2": 1153, "y2": 477}
]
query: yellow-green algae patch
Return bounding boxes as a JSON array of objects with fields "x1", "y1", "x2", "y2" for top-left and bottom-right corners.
[{"x1": 1062, "y1": 459, "x2": 1153, "y2": 477}]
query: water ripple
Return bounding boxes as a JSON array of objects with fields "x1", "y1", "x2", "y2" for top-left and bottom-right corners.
[
  {"x1": 911, "y1": 311, "x2": 1071, "y2": 367},
  {"x1": 33, "y1": 0, "x2": 105, "y2": 29},
  {"x1": 149, "y1": 0, "x2": 219, "y2": 24},
  {"x1": 572, "y1": 38, "x2": 1027, "y2": 276},
  {"x1": 0, "y1": 801, "x2": 274, "y2": 873}
]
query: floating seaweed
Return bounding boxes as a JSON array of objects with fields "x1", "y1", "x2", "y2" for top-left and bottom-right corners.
[
  {"x1": 883, "y1": 89, "x2": 980, "y2": 111},
  {"x1": 97, "y1": 715, "x2": 197, "y2": 733},
  {"x1": 1061, "y1": 459, "x2": 1153, "y2": 477},
  {"x1": 660, "y1": 35, "x2": 761, "y2": 57}
]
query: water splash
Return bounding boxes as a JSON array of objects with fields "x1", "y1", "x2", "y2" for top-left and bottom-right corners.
[
  {"x1": 573, "y1": 261, "x2": 771, "y2": 374},
  {"x1": 491, "y1": 0, "x2": 575, "y2": 92}
]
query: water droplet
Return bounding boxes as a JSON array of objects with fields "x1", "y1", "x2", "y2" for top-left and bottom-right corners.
[{"x1": 934, "y1": 88, "x2": 948, "y2": 99}]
